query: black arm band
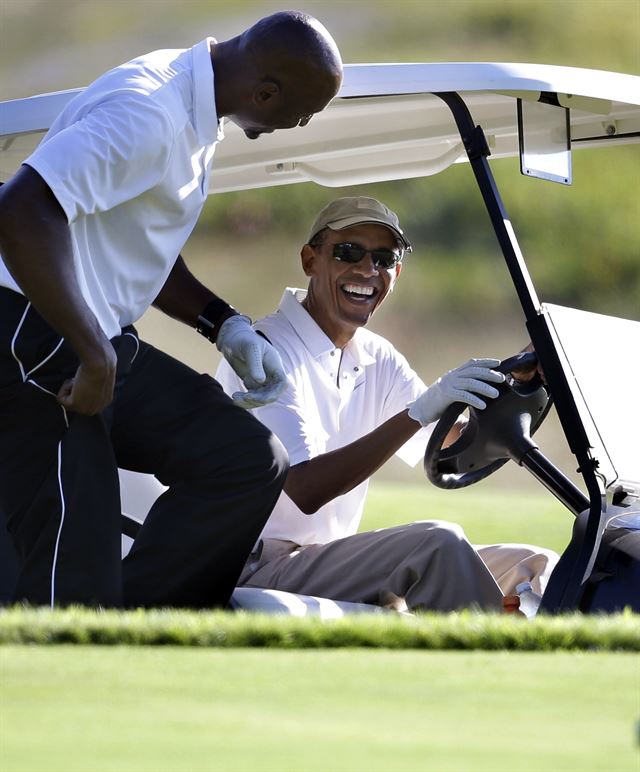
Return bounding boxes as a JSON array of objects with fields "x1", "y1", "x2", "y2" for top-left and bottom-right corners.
[{"x1": 196, "y1": 298, "x2": 239, "y2": 343}]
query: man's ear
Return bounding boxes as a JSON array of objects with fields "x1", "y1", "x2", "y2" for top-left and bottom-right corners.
[
  {"x1": 301, "y1": 243, "x2": 316, "y2": 277},
  {"x1": 253, "y1": 80, "x2": 280, "y2": 105},
  {"x1": 388, "y1": 260, "x2": 402, "y2": 291}
]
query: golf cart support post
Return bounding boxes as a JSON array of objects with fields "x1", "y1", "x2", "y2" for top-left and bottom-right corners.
[{"x1": 434, "y1": 91, "x2": 606, "y2": 612}]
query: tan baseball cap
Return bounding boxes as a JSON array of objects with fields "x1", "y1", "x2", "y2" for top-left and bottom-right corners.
[{"x1": 307, "y1": 196, "x2": 412, "y2": 251}]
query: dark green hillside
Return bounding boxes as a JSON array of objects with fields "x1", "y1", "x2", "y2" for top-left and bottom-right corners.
[{"x1": 2, "y1": 1, "x2": 638, "y2": 321}]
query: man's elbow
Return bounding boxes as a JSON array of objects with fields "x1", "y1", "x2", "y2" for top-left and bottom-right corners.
[
  {"x1": 298, "y1": 498, "x2": 321, "y2": 515},
  {"x1": 284, "y1": 473, "x2": 323, "y2": 515},
  {"x1": 285, "y1": 462, "x2": 338, "y2": 514},
  {"x1": 287, "y1": 489, "x2": 321, "y2": 515}
]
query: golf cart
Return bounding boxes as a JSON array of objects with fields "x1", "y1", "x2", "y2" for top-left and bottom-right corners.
[{"x1": 1, "y1": 62, "x2": 638, "y2": 614}]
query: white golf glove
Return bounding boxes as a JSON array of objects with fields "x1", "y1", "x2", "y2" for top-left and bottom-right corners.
[
  {"x1": 408, "y1": 358, "x2": 505, "y2": 426},
  {"x1": 216, "y1": 315, "x2": 286, "y2": 408}
]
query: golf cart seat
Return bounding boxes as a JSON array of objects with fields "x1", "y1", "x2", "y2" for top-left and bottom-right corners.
[
  {"x1": 118, "y1": 470, "x2": 384, "y2": 616},
  {"x1": 0, "y1": 469, "x2": 383, "y2": 615},
  {"x1": 229, "y1": 587, "x2": 384, "y2": 617}
]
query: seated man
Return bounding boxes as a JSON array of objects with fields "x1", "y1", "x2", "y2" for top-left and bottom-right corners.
[{"x1": 216, "y1": 197, "x2": 558, "y2": 612}]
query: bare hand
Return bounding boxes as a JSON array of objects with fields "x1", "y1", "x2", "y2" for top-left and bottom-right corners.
[{"x1": 57, "y1": 345, "x2": 117, "y2": 415}]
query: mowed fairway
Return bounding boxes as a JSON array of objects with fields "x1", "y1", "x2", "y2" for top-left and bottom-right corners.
[
  {"x1": 1, "y1": 646, "x2": 638, "y2": 772},
  {"x1": 362, "y1": 480, "x2": 573, "y2": 555},
  {"x1": 1, "y1": 484, "x2": 638, "y2": 772}
]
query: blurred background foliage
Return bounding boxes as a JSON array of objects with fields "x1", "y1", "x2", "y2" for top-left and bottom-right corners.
[
  {"x1": 1, "y1": 0, "x2": 638, "y2": 487},
  {"x1": 2, "y1": 0, "x2": 637, "y2": 319}
]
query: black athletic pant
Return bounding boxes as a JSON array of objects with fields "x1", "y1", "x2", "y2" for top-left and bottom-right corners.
[{"x1": 0, "y1": 288, "x2": 288, "y2": 608}]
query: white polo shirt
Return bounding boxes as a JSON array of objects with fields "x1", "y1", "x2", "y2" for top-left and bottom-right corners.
[
  {"x1": 0, "y1": 39, "x2": 224, "y2": 339},
  {"x1": 216, "y1": 288, "x2": 433, "y2": 545}
]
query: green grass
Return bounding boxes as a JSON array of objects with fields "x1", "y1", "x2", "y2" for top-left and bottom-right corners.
[
  {"x1": 364, "y1": 481, "x2": 572, "y2": 555},
  {"x1": 1, "y1": 647, "x2": 638, "y2": 772},
  {"x1": 6, "y1": 2, "x2": 639, "y2": 331},
  {"x1": 2, "y1": 485, "x2": 636, "y2": 772},
  {"x1": 1, "y1": 607, "x2": 638, "y2": 651}
]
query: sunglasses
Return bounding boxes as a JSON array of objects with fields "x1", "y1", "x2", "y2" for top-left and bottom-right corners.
[{"x1": 331, "y1": 242, "x2": 403, "y2": 270}]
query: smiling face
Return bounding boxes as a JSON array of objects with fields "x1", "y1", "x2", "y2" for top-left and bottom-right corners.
[{"x1": 301, "y1": 223, "x2": 403, "y2": 348}]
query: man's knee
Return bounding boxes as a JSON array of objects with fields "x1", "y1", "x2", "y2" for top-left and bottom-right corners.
[
  {"x1": 155, "y1": 373, "x2": 289, "y2": 487},
  {"x1": 204, "y1": 410, "x2": 289, "y2": 493},
  {"x1": 411, "y1": 520, "x2": 470, "y2": 550},
  {"x1": 497, "y1": 543, "x2": 560, "y2": 567}
]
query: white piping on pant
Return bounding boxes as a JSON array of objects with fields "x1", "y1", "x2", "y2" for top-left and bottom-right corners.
[
  {"x1": 26, "y1": 380, "x2": 69, "y2": 427},
  {"x1": 25, "y1": 337, "x2": 65, "y2": 378},
  {"x1": 9, "y1": 300, "x2": 70, "y2": 606},
  {"x1": 123, "y1": 331, "x2": 140, "y2": 362},
  {"x1": 10, "y1": 301, "x2": 31, "y2": 382},
  {"x1": 9, "y1": 302, "x2": 65, "y2": 383},
  {"x1": 50, "y1": 438, "x2": 66, "y2": 608}
]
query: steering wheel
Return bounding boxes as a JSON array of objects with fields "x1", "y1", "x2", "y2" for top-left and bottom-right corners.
[{"x1": 424, "y1": 352, "x2": 552, "y2": 489}]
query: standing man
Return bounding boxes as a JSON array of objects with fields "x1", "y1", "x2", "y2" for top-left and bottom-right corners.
[
  {"x1": 0, "y1": 12, "x2": 343, "y2": 608},
  {"x1": 217, "y1": 197, "x2": 559, "y2": 612}
]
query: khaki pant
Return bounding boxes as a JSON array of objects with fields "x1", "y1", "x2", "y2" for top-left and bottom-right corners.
[{"x1": 239, "y1": 521, "x2": 559, "y2": 612}]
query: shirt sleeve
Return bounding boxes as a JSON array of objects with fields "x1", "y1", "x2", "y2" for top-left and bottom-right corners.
[
  {"x1": 215, "y1": 354, "x2": 325, "y2": 467},
  {"x1": 379, "y1": 345, "x2": 435, "y2": 467},
  {"x1": 25, "y1": 95, "x2": 175, "y2": 223},
  {"x1": 380, "y1": 346, "x2": 427, "y2": 417}
]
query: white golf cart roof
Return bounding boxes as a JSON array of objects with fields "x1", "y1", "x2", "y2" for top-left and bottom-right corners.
[{"x1": 1, "y1": 62, "x2": 639, "y2": 190}]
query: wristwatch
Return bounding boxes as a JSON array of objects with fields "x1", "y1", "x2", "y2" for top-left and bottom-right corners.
[{"x1": 195, "y1": 298, "x2": 239, "y2": 343}]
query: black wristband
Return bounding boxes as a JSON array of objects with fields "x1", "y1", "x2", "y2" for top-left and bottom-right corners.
[{"x1": 196, "y1": 298, "x2": 239, "y2": 343}]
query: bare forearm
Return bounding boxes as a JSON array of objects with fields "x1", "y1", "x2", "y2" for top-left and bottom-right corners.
[
  {"x1": 153, "y1": 255, "x2": 222, "y2": 326},
  {"x1": 0, "y1": 168, "x2": 116, "y2": 414},
  {"x1": 0, "y1": 167, "x2": 112, "y2": 366},
  {"x1": 285, "y1": 410, "x2": 421, "y2": 513},
  {"x1": 285, "y1": 411, "x2": 466, "y2": 514}
]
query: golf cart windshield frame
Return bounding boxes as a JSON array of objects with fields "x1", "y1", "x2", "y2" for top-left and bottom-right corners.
[{"x1": 435, "y1": 90, "x2": 611, "y2": 611}]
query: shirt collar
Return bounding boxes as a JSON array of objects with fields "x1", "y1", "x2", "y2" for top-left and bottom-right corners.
[
  {"x1": 277, "y1": 288, "x2": 376, "y2": 367},
  {"x1": 192, "y1": 37, "x2": 224, "y2": 145}
]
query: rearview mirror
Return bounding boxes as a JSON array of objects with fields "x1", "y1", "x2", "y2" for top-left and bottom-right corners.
[{"x1": 518, "y1": 97, "x2": 572, "y2": 185}]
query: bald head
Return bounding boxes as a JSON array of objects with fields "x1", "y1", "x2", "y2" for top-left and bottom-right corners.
[
  {"x1": 212, "y1": 11, "x2": 343, "y2": 139},
  {"x1": 243, "y1": 11, "x2": 342, "y2": 82}
]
